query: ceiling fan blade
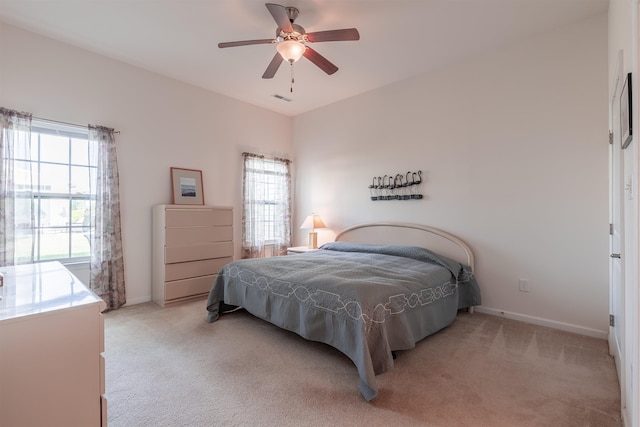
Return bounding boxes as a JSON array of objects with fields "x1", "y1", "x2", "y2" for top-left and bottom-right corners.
[
  {"x1": 306, "y1": 28, "x2": 360, "y2": 43},
  {"x1": 262, "y1": 52, "x2": 284, "y2": 79},
  {"x1": 265, "y1": 3, "x2": 293, "y2": 33},
  {"x1": 303, "y1": 47, "x2": 338, "y2": 75},
  {"x1": 218, "y1": 39, "x2": 274, "y2": 48}
]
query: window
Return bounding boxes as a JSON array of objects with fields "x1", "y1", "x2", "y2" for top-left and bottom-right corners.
[
  {"x1": 12, "y1": 121, "x2": 95, "y2": 263},
  {"x1": 242, "y1": 153, "x2": 291, "y2": 258}
]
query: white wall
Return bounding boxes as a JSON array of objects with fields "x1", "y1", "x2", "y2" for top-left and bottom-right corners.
[
  {"x1": 0, "y1": 23, "x2": 293, "y2": 304},
  {"x1": 0, "y1": 15, "x2": 611, "y2": 336},
  {"x1": 293, "y1": 14, "x2": 609, "y2": 336}
]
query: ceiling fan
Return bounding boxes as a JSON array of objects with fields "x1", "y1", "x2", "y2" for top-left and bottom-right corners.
[{"x1": 218, "y1": 3, "x2": 360, "y2": 80}]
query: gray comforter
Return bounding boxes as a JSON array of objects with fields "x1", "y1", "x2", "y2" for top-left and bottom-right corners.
[{"x1": 206, "y1": 242, "x2": 481, "y2": 401}]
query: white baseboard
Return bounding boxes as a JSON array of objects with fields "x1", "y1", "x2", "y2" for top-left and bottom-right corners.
[
  {"x1": 473, "y1": 306, "x2": 608, "y2": 340},
  {"x1": 120, "y1": 299, "x2": 609, "y2": 339},
  {"x1": 123, "y1": 296, "x2": 152, "y2": 306}
]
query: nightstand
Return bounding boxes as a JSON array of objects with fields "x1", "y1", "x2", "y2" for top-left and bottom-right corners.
[{"x1": 287, "y1": 246, "x2": 318, "y2": 255}]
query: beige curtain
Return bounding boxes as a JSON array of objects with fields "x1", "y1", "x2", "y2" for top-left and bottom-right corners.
[
  {"x1": 88, "y1": 125, "x2": 126, "y2": 310},
  {"x1": 0, "y1": 107, "x2": 34, "y2": 267},
  {"x1": 242, "y1": 152, "x2": 292, "y2": 258}
]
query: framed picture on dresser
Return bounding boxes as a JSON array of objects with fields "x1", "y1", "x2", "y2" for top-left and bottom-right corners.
[{"x1": 171, "y1": 167, "x2": 204, "y2": 205}]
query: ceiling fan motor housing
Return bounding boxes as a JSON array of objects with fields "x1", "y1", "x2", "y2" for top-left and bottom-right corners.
[{"x1": 276, "y1": 23, "x2": 306, "y2": 42}]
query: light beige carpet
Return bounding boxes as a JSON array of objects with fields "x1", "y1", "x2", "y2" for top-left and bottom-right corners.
[{"x1": 104, "y1": 300, "x2": 621, "y2": 426}]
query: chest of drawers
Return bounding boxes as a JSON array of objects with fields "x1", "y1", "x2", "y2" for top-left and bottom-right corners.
[
  {"x1": 0, "y1": 261, "x2": 107, "y2": 426},
  {"x1": 152, "y1": 205, "x2": 233, "y2": 307}
]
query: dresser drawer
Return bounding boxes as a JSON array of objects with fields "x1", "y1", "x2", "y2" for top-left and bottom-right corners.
[
  {"x1": 165, "y1": 208, "x2": 232, "y2": 227},
  {"x1": 99, "y1": 355, "x2": 105, "y2": 395},
  {"x1": 165, "y1": 275, "x2": 216, "y2": 301},
  {"x1": 99, "y1": 313, "x2": 105, "y2": 353},
  {"x1": 165, "y1": 241, "x2": 233, "y2": 264},
  {"x1": 165, "y1": 257, "x2": 232, "y2": 281},
  {"x1": 165, "y1": 226, "x2": 232, "y2": 245},
  {"x1": 101, "y1": 396, "x2": 107, "y2": 427}
]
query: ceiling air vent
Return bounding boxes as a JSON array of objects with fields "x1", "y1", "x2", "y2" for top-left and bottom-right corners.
[{"x1": 272, "y1": 94, "x2": 292, "y2": 102}]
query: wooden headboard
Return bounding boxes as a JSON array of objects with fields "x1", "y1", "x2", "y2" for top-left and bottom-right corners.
[{"x1": 334, "y1": 222, "x2": 474, "y2": 271}]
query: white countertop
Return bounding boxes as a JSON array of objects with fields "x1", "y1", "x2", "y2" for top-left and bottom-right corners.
[{"x1": 0, "y1": 261, "x2": 105, "y2": 321}]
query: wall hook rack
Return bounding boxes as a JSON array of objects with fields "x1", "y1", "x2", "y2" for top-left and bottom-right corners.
[{"x1": 368, "y1": 170, "x2": 424, "y2": 201}]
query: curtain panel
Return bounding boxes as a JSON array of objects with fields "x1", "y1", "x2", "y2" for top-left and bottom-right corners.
[
  {"x1": 0, "y1": 108, "x2": 34, "y2": 267},
  {"x1": 88, "y1": 125, "x2": 126, "y2": 310},
  {"x1": 242, "y1": 152, "x2": 292, "y2": 258}
]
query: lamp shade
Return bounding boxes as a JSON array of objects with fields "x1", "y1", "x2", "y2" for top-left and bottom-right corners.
[
  {"x1": 277, "y1": 40, "x2": 305, "y2": 63},
  {"x1": 300, "y1": 213, "x2": 326, "y2": 231}
]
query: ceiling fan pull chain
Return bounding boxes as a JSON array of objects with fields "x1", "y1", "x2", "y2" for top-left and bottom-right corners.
[{"x1": 290, "y1": 63, "x2": 295, "y2": 93}]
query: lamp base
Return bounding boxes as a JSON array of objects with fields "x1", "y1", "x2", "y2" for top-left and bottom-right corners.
[{"x1": 308, "y1": 232, "x2": 318, "y2": 249}]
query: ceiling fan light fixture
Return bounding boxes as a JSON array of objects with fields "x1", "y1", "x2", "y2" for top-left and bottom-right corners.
[
  {"x1": 219, "y1": 3, "x2": 359, "y2": 80},
  {"x1": 276, "y1": 39, "x2": 305, "y2": 63}
]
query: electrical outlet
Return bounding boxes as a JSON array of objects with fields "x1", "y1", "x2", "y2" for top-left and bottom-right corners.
[{"x1": 518, "y1": 279, "x2": 530, "y2": 292}]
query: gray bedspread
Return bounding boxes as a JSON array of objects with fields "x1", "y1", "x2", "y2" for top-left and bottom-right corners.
[{"x1": 206, "y1": 242, "x2": 481, "y2": 401}]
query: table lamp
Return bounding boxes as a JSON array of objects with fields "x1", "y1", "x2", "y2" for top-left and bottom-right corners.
[{"x1": 300, "y1": 213, "x2": 326, "y2": 249}]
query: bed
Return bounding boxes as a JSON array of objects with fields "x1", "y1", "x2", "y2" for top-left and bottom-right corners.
[{"x1": 206, "y1": 223, "x2": 481, "y2": 401}]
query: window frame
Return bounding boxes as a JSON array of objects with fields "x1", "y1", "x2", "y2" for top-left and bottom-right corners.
[
  {"x1": 242, "y1": 154, "x2": 291, "y2": 248},
  {"x1": 14, "y1": 121, "x2": 96, "y2": 264}
]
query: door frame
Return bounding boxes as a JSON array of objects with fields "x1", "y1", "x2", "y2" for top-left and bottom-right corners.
[{"x1": 609, "y1": 48, "x2": 625, "y2": 398}]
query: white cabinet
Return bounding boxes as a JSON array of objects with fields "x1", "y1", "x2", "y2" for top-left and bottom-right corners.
[
  {"x1": 153, "y1": 205, "x2": 233, "y2": 307},
  {"x1": 0, "y1": 261, "x2": 107, "y2": 427}
]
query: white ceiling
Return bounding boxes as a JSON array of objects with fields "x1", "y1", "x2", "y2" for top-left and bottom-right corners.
[{"x1": 0, "y1": 0, "x2": 608, "y2": 117}]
